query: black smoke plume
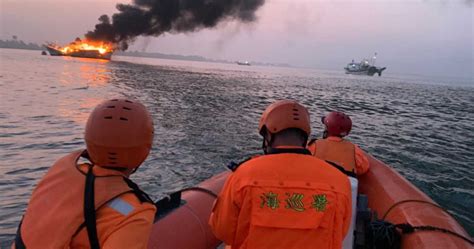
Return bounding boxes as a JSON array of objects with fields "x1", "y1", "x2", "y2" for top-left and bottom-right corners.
[{"x1": 85, "y1": 0, "x2": 265, "y2": 50}]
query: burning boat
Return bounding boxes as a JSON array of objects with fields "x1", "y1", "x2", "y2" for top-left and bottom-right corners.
[
  {"x1": 69, "y1": 49, "x2": 113, "y2": 60},
  {"x1": 44, "y1": 39, "x2": 114, "y2": 60},
  {"x1": 45, "y1": 43, "x2": 65, "y2": 56}
]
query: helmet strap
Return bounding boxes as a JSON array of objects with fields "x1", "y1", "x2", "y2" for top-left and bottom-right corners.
[
  {"x1": 131, "y1": 166, "x2": 139, "y2": 174},
  {"x1": 262, "y1": 133, "x2": 274, "y2": 155},
  {"x1": 301, "y1": 135, "x2": 309, "y2": 147},
  {"x1": 322, "y1": 129, "x2": 328, "y2": 139},
  {"x1": 261, "y1": 139, "x2": 267, "y2": 154}
]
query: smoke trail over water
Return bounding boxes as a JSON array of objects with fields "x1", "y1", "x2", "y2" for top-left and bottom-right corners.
[{"x1": 85, "y1": 0, "x2": 266, "y2": 50}]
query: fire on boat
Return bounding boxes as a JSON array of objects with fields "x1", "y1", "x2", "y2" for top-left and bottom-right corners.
[{"x1": 44, "y1": 38, "x2": 114, "y2": 60}]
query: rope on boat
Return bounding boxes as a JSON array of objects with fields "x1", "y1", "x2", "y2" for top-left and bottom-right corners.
[
  {"x1": 180, "y1": 186, "x2": 218, "y2": 198},
  {"x1": 372, "y1": 199, "x2": 474, "y2": 246},
  {"x1": 395, "y1": 223, "x2": 474, "y2": 245},
  {"x1": 382, "y1": 199, "x2": 451, "y2": 219}
]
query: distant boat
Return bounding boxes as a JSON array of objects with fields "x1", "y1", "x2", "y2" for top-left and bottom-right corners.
[
  {"x1": 41, "y1": 51, "x2": 47, "y2": 55},
  {"x1": 344, "y1": 53, "x2": 386, "y2": 76},
  {"x1": 237, "y1": 61, "x2": 251, "y2": 66}
]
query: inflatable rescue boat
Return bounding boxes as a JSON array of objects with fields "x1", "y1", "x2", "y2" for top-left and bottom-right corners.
[{"x1": 147, "y1": 154, "x2": 472, "y2": 249}]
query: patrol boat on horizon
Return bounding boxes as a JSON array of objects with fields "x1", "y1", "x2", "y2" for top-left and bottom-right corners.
[
  {"x1": 344, "y1": 53, "x2": 386, "y2": 76},
  {"x1": 236, "y1": 61, "x2": 251, "y2": 66}
]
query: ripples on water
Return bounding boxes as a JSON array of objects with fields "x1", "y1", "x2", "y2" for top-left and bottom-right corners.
[{"x1": 0, "y1": 49, "x2": 473, "y2": 243}]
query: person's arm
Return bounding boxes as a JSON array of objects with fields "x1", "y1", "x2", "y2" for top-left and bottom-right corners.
[
  {"x1": 354, "y1": 145, "x2": 370, "y2": 175},
  {"x1": 209, "y1": 174, "x2": 240, "y2": 246},
  {"x1": 102, "y1": 202, "x2": 156, "y2": 249}
]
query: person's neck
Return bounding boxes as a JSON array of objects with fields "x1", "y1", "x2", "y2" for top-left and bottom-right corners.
[
  {"x1": 265, "y1": 138, "x2": 304, "y2": 154},
  {"x1": 99, "y1": 166, "x2": 134, "y2": 177},
  {"x1": 327, "y1": 136, "x2": 344, "y2": 141},
  {"x1": 272, "y1": 137, "x2": 304, "y2": 148}
]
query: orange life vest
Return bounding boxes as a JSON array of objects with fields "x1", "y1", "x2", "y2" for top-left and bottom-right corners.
[
  {"x1": 313, "y1": 139, "x2": 356, "y2": 173},
  {"x1": 16, "y1": 150, "x2": 136, "y2": 249},
  {"x1": 210, "y1": 148, "x2": 352, "y2": 249}
]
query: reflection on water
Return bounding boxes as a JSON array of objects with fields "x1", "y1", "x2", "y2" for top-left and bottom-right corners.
[
  {"x1": 56, "y1": 59, "x2": 111, "y2": 124},
  {"x1": 79, "y1": 61, "x2": 110, "y2": 87},
  {"x1": 0, "y1": 49, "x2": 473, "y2": 245},
  {"x1": 59, "y1": 57, "x2": 110, "y2": 87},
  {"x1": 57, "y1": 97, "x2": 105, "y2": 125}
]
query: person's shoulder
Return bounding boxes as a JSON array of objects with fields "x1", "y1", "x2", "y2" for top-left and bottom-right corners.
[
  {"x1": 227, "y1": 154, "x2": 263, "y2": 172},
  {"x1": 304, "y1": 156, "x2": 352, "y2": 178},
  {"x1": 341, "y1": 138, "x2": 358, "y2": 146},
  {"x1": 345, "y1": 140, "x2": 368, "y2": 155},
  {"x1": 307, "y1": 137, "x2": 318, "y2": 146},
  {"x1": 351, "y1": 142, "x2": 366, "y2": 152},
  {"x1": 94, "y1": 193, "x2": 156, "y2": 234},
  {"x1": 104, "y1": 193, "x2": 156, "y2": 218}
]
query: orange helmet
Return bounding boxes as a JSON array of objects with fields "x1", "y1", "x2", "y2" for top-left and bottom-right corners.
[
  {"x1": 322, "y1": 111, "x2": 352, "y2": 137},
  {"x1": 258, "y1": 100, "x2": 311, "y2": 137},
  {"x1": 84, "y1": 99, "x2": 154, "y2": 169}
]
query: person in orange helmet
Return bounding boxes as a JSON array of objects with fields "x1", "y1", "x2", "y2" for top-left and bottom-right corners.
[
  {"x1": 209, "y1": 100, "x2": 352, "y2": 249},
  {"x1": 307, "y1": 111, "x2": 370, "y2": 175},
  {"x1": 12, "y1": 99, "x2": 156, "y2": 249}
]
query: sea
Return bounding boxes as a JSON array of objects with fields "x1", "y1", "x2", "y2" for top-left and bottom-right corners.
[{"x1": 0, "y1": 48, "x2": 473, "y2": 245}]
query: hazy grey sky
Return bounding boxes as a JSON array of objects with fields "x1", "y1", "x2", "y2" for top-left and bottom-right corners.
[{"x1": 1, "y1": 0, "x2": 473, "y2": 78}]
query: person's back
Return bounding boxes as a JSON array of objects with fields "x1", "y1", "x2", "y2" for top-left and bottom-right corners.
[
  {"x1": 13, "y1": 99, "x2": 156, "y2": 249},
  {"x1": 210, "y1": 100, "x2": 352, "y2": 249},
  {"x1": 308, "y1": 111, "x2": 369, "y2": 175},
  {"x1": 214, "y1": 152, "x2": 352, "y2": 249}
]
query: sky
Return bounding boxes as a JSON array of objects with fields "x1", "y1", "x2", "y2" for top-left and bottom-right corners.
[{"x1": 1, "y1": 0, "x2": 473, "y2": 79}]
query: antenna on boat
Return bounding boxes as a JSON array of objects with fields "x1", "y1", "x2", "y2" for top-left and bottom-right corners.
[{"x1": 372, "y1": 52, "x2": 377, "y2": 66}]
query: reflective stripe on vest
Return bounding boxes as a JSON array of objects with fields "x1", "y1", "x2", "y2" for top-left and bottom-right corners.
[
  {"x1": 108, "y1": 198, "x2": 134, "y2": 216},
  {"x1": 17, "y1": 150, "x2": 133, "y2": 248},
  {"x1": 314, "y1": 139, "x2": 356, "y2": 173}
]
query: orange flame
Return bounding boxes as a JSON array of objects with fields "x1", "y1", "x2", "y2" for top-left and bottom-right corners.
[{"x1": 55, "y1": 39, "x2": 114, "y2": 55}]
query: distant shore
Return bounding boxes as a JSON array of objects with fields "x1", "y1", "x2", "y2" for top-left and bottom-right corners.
[
  {"x1": 0, "y1": 38, "x2": 291, "y2": 68},
  {"x1": 0, "y1": 38, "x2": 42, "y2": 51}
]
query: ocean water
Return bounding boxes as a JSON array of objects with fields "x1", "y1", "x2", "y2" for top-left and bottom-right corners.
[{"x1": 0, "y1": 49, "x2": 473, "y2": 244}]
